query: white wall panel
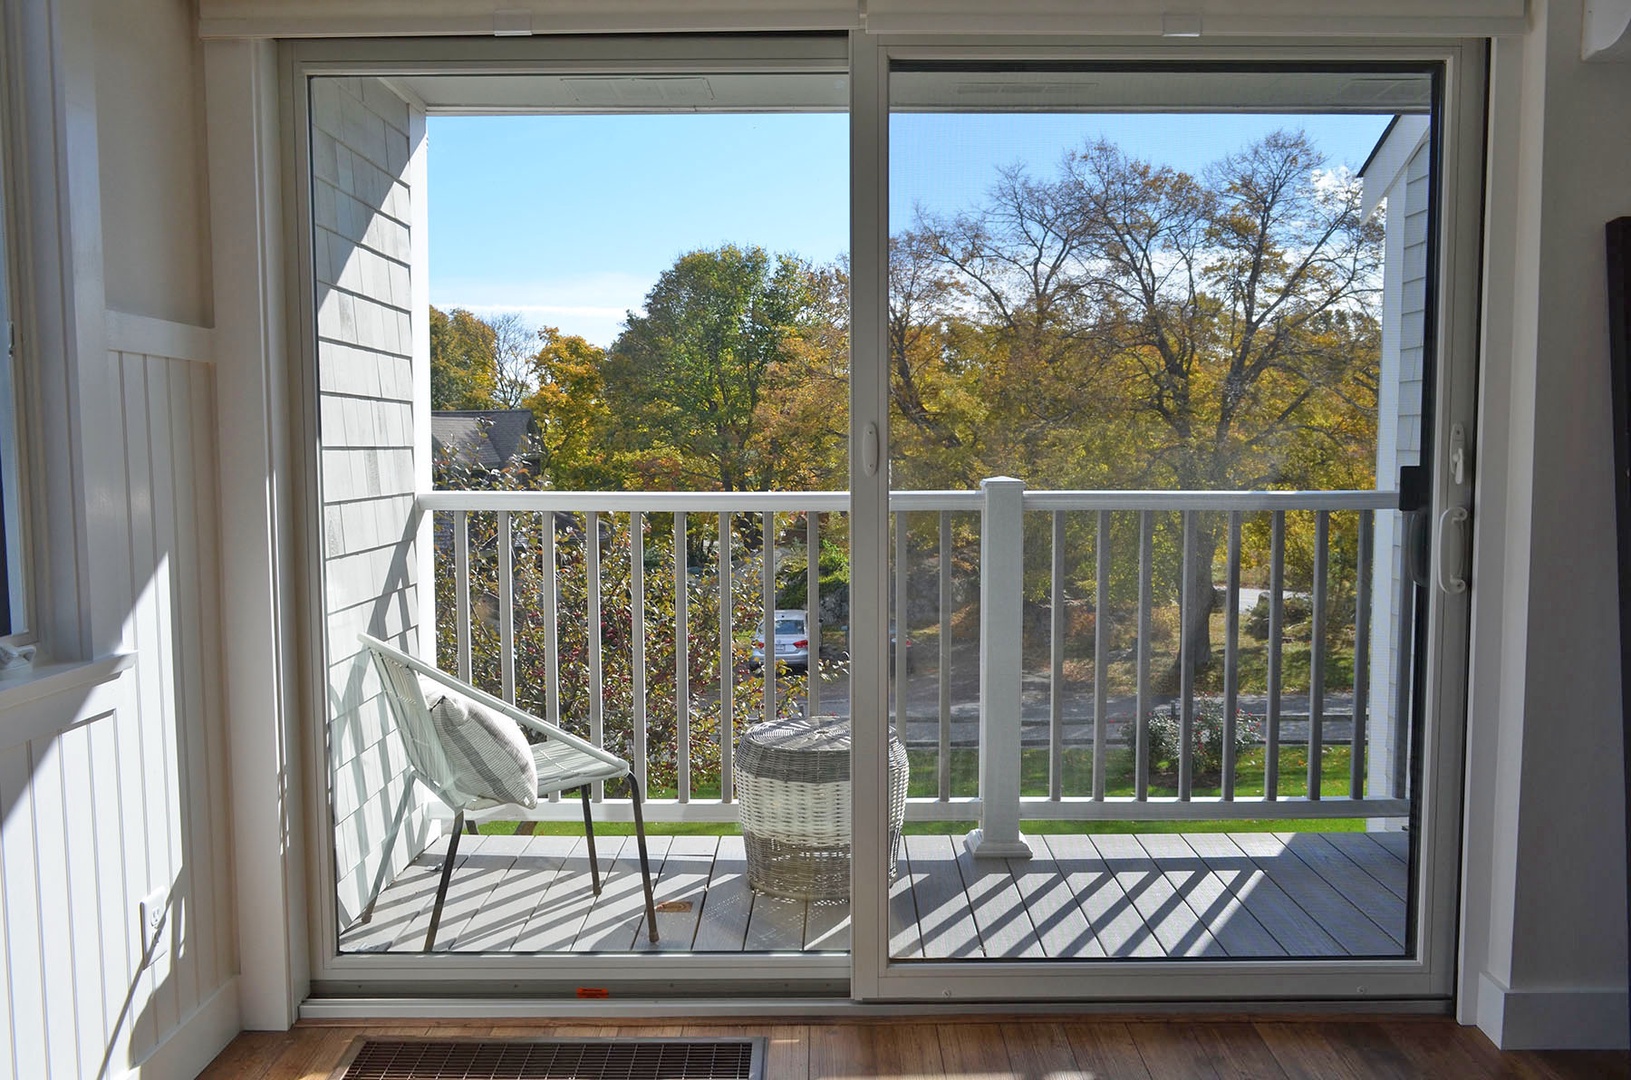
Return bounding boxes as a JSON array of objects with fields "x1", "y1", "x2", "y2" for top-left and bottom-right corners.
[{"x1": 0, "y1": 345, "x2": 233, "y2": 1079}]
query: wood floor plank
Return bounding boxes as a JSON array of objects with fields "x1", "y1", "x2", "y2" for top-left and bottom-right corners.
[
  {"x1": 635, "y1": 834, "x2": 717, "y2": 951},
  {"x1": 1042, "y1": 833, "x2": 1164, "y2": 957},
  {"x1": 905, "y1": 834, "x2": 983, "y2": 958},
  {"x1": 804, "y1": 898, "x2": 851, "y2": 951},
  {"x1": 1127, "y1": 1022, "x2": 1223, "y2": 1080},
  {"x1": 1007, "y1": 851, "x2": 1104, "y2": 958},
  {"x1": 1318, "y1": 831, "x2": 1409, "y2": 901},
  {"x1": 1255, "y1": 1021, "x2": 1412, "y2": 1080},
  {"x1": 808, "y1": 1023, "x2": 868, "y2": 1079},
  {"x1": 936, "y1": 1021, "x2": 1013, "y2": 1075},
  {"x1": 1191, "y1": 1021, "x2": 1289, "y2": 1079},
  {"x1": 766, "y1": 1024, "x2": 810, "y2": 1080},
  {"x1": 1060, "y1": 1021, "x2": 1155, "y2": 1079},
  {"x1": 1000, "y1": 1021, "x2": 1081, "y2": 1078},
  {"x1": 450, "y1": 835, "x2": 572, "y2": 951},
  {"x1": 1219, "y1": 834, "x2": 1399, "y2": 956},
  {"x1": 202, "y1": 1019, "x2": 1631, "y2": 1079},
  {"x1": 1272, "y1": 832, "x2": 1406, "y2": 945},
  {"x1": 1135, "y1": 834, "x2": 1285, "y2": 957},
  {"x1": 1181, "y1": 833, "x2": 1345, "y2": 957},
  {"x1": 510, "y1": 837, "x2": 609, "y2": 952},
  {"x1": 953, "y1": 839, "x2": 1045, "y2": 958},
  {"x1": 574, "y1": 835, "x2": 674, "y2": 951},
  {"x1": 1090, "y1": 833, "x2": 1227, "y2": 957},
  {"x1": 865, "y1": 1021, "x2": 945, "y2": 1079},
  {"x1": 693, "y1": 833, "x2": 753, "y2": 952}
]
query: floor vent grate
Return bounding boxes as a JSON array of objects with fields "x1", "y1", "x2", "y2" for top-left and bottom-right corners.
[{"x1": 337, "y1": 1037, "x2": 764, "y2": 1080}]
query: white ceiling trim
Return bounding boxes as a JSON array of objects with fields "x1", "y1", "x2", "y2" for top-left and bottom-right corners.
[{"x1": 197, "y1": 0, "x2": 1530, "y2": 41}]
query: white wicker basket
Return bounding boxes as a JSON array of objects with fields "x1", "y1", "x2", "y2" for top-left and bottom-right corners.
[{"x1": 735, "y1": 714, "x2": 909, "y2": 901}]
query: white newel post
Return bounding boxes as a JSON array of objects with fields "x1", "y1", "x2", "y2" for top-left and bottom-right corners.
[{"x1": 968, "y1": 476, "x2": 1033, "y2": 858}]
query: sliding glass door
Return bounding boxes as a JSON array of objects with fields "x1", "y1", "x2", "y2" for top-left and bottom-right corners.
[{"x1": 848, "y1": 39, "x2": 1485, "y2": 1003}]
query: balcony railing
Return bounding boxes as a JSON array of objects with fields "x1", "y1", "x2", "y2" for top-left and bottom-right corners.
[{"x1": 417, "y1": 483, "x2": 1409, "y2": 840}]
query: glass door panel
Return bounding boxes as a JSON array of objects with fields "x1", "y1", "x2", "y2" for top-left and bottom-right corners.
[{"x1": 878, "y1": 61, "x2": 1446, "y2": 973}]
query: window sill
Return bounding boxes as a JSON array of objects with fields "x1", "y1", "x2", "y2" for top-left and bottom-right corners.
[{"x1": 0, "y1": 652, "x2": 135, "y2": 752}]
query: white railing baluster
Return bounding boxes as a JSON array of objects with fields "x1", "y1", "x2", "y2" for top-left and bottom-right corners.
[
  {"x1": 1050, "y1": 510, "x2": 1065, "y2": 802},
  {"x1": 1093, "y1": 509, "x2": 1111, "y2": 802},
  {"x1": 1352, "y1": 509, "x2": 1373, "y2": 799},
  {"x1": 970, "y1": 476, "x2": 1030, "y2": 858},
  {"x1": 454, "y1": 509, "x2": 471, "y2": 682},
  {"x1": 938, "y1": 510, "x2": 953, "y2": 802},
  {"x1": 719, "y1": 513, "x2": 734, "y2": 804},
  {"x1": 1178, "y1": 510, "x2": 1196, "y2": 801},
  {"x1": 1135, "y1": 509, "x2": 1153, "y2": 801},
  {"x1": 632, "y1": 511, "x2": 647, "y2": 795},
  {"x1": 894, "y1": 509, "x2": 909, "y2": 744},
  {"x1": 587, "y1": 511, "x2": 604, "y2": 799},
  {"x1": 675, "y1": 511, "x2": 690, "y2": 804},
  {"x1": 1308, "y1": 510, "x2": 1329, "y2": 802},
  {"x1": 543, "y1": 513, "x2": 560, "y2": 726},
  {"x1": 1222, "y1": 510, "x2": 1241, "y2": 802},
  {"x1": 807, "y1": 511, "x2": 821, "y2": 720},
  {"x1": 763, "y1": 510, "x2": 776, "y2": 725},
  {"x1": 1266, "y1": 512, "x2": 1285, "y2": 801},
  {"x1": 499, "y1": 511, "x2": 515, "y2": 705}
]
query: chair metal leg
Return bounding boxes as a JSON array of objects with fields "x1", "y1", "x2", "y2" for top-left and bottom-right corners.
[
  {"x1": 580, "y1": 784, "x2": 601, "y2": 895},
  {"x1": 629, "y1": 776, "x2": 659, "y2": 943},
  {"x1": 425, "y1": 810, "x2": 464, "y2": 952}
]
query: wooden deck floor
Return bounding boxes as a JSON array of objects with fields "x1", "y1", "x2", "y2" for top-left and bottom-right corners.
[{"x1": 341, "y1": 830, "x2": 1409, "y2": 958}]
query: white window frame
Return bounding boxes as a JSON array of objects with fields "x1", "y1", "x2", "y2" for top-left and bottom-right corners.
[{"x1": 282, "y1": 30, "x2": 1486, "y2": 1010}]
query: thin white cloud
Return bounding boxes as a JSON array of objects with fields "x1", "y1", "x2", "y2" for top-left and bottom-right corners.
[{"x1": 432, "y1": 271, "x2": 653, "y2": 347}]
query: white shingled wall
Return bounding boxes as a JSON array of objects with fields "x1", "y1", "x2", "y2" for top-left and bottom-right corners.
[
  {"x1": 309, "y1": 76, "x2": 434, "y2": 928},
  {"x1": 1368, "y1": 128, "x2": 1430, "y2": 801}
]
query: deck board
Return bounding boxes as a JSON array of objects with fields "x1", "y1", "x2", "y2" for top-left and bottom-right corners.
[
  {"x1": 344, "y1": 830, "x2": 1411, "y2": 961},
  {"x1": 1134, "y1": 834, "x2": 1285, "y2": 958},
  {"x1": 1181, "y1": 832, "x2": 1346, "y2": 957},
  {"x1": 1320, "y1": 832, "x2": 1409, "y2": 901}
]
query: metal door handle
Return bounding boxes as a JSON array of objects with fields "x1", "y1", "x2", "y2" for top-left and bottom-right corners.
[
  {"x1": 1436, "y1": 506, "x2": 1469, "y2": 595},
  {"x1": 862, "y1": 421, "x2": 880, "y2": 476}
]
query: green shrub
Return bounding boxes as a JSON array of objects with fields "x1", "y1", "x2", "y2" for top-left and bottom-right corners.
[{"x1": 1146, "y1": 700, "x2": 1261, "y2": 778}]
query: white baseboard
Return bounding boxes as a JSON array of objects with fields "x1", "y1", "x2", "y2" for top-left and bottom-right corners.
[
  {"x1": 1477, "y1": 972, "x2": 1629, "y2": 1049},
  {"x1": 124, "y1": 977, "x2": 243, "y2": 1080}
]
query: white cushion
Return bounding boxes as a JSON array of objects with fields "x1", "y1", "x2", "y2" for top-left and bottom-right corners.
[{"x1": 419, "y1": 679, "x2": 538, "y2": 808}]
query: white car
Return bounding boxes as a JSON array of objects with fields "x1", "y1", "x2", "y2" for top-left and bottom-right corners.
[{"x1": 750, "y1": 609, "x2": 810, "y2": 671}]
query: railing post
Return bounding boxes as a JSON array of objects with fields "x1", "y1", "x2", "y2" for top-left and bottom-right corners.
[{"x1": 967, "y1": 476, "x2": 1032, "y2": 859}]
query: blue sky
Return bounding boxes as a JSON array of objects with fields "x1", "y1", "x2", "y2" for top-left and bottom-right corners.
[{"x1": 428, "y1": 111, "x2": 1391, "y2": 347}]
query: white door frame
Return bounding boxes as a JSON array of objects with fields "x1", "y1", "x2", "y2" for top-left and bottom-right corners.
[
  {"x1": 277, "y1": 30, "x2": 1485, "y2": 1006},
  {"x1": 846, "y1": 34, "x2": 1487, "y2": 1004}
]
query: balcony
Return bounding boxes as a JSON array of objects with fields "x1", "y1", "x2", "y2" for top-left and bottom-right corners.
[{"x1": 335, "y1": 482, "x2": 1412, "y2": 959}]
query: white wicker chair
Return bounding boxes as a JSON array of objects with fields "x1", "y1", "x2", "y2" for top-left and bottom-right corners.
[{"x1": 358, "y1": 633, "x2": 658, "y2": 950}]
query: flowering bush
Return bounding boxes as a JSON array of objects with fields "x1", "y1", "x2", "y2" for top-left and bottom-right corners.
[{"x1": 1145, "y1": 700, "x2": 1261, "y2": 779}]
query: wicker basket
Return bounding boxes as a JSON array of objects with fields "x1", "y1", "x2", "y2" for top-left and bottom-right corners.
[{"x1": 735, "y1": 714, "x2": 909, "y2": 901}]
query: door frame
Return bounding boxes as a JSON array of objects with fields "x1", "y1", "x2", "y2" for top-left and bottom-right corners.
[{"x1": 845, "y1": 33, "x2": 1486, "y2": 1004}]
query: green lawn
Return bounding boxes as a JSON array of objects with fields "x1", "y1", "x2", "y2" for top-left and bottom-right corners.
[{"x1": 475, "y1": 744, "x2": 1371, "y2": 837}]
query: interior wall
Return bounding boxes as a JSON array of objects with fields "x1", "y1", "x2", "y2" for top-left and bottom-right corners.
[
  {"x1": 1462, "y1": 0, "x2": 1631, "y2": 1050},
  {"x1": 0, "y1": 0, "x2": 240, "y2": 1074},
  {"x1": 93, "y1": 0, "x2": 211, "y2": 326},
  {"x1": 307, "y1": 76, "x2": 433, "y2": 929}
]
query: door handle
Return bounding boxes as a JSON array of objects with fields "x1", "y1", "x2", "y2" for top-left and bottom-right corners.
[
  {"x1": 862, "y1": 421, "x2": 880, "y2": 476},
  {"x1": 1436, "y1": 505, "x2": 1469, "y2": 595}
]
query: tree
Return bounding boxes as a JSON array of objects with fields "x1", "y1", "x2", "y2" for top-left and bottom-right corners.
[
  {"x1": 906, "y1": 130, "x2": 1383, "y2": 678},
  {"x1": 601, "y1": 245, "x2": 839, "y2": 492},
  {"x1": 521, "y1": 327, "x2": 620, "y2": 489},
  {"x1": 429, "y1": 306, "x2": 499, "y2": 410},
  {"x1": 487, "y1": 311, "x2": 538, "y2": 409}
]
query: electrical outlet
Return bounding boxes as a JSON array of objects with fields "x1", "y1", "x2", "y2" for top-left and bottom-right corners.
[{"x1": 137, "y1": 887, "x2": 167, "y2": 958}]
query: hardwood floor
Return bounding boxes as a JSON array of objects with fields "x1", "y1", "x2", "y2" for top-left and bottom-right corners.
[
  {"x1": 342, "y1": 830, "x2": 1408, "y2": 958},
  {"x1": 199, "y1": 1017, "x2": 1629, "y2": 1079}
]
